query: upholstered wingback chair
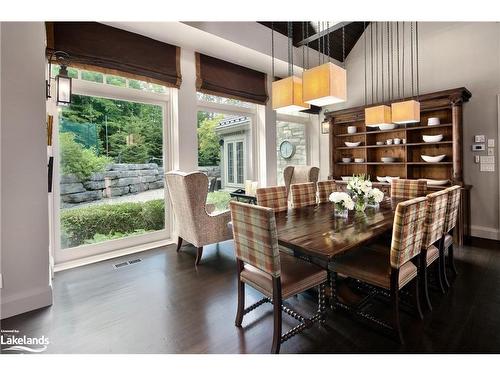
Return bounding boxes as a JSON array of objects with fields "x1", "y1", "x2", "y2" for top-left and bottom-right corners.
[
  {"x1": 283, "y1": 165, "x2": 320, "y2": 196},
  {"x1": 165, "y1": 171, "x2": 232, "y2": 266}
]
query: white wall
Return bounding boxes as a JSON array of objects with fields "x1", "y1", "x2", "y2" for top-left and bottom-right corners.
[
  {"x1": 0, "y1": 22, "x2": 52, "y2": 319},
  {"x1": 319, "y1": 22, "x2": 500, "y2": 239}
]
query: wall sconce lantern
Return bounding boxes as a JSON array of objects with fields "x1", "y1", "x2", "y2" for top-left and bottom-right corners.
[{"x1": 46, "y1": 51, "x2": 72, "y2": 106}]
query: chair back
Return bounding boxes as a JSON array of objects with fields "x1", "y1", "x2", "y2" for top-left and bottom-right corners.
[
  {"x1": 317, "y1": 180, "x2": 336, "y2": 203},
  {"x1": 391, "y1": 179, "x2": 427, "y2": 199},
  {"x1": 290, "y1": 182, "x2": 317, "y2": 208},
  {"x1": 229, "y1": 201, "x2": 281, "y2": 277},
  {"x1": 165, "y1": 171, "x2": 209, "y2": 238},
  {"x1": 422, "y1": 189, "x2": 449, "y2": 249},
  {"x1": 390, "y1": 196, "x2": 428, "y2": 269},
  {"x1": 256, "y1": 186, "x2": 288, "y2": 212},
  {"x1": 443, "y1": 185, "x2": 461, "y2": 233},
  {"x1": 284, "y1": 165, "x2": 319, "y2": 195}
]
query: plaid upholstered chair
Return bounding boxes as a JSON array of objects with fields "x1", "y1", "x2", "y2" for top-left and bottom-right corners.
[
  {"x1": 442, "y1": 185, "x2": 461, "y2": 279},
  {"x1": 330, "y1": 196, "x2": 428, "y2": 343},
  {"x1": 256, "y1": 186, "x2": 288, "y2": 212},
  {"x1": 165, "y1": 171, "x2": 232, "y2": 266},
  {"x1": 317, "y1": 180, "x2": 336, "y2": 204},
  {"x1": 283, "y1": 165, "x2": 319, "y2": 196},
  {"x1": 420, "y1": 189, "x2": 449, "y2": 310},
  {"x1": 229, "y1": 201, "x2": 328, "y2": 354},
  {"x1": 290, "y1": 182, "x2": 317, "y2": 208},
  {"x1": 390, "y1": 179, "x2": 427, "y2": 199}
]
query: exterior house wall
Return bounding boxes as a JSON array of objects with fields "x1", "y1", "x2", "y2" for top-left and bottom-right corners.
[{"x1": 276, "y1": 122, "x2": 308, "y2": 185}]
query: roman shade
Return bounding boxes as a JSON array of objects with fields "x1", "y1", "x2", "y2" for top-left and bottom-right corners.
[
  {"x1": 46, "y1": 22, "x2": 181, "y2": 88},
  {"x1": 196, "y1": 53, "x2": 268, "y2": 105}
]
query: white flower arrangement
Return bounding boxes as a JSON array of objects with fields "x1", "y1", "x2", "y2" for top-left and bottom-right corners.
[
  {"x1": 367, "y1": 187, "x2": 384, "y2": 205},
  {"x1": 329, "y1": 191, "x2": 355, "y2": 211}
]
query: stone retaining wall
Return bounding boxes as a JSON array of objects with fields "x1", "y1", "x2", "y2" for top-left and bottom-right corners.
[{"x1": 60, "y1": 163, "x2": 164, "y2": 207}]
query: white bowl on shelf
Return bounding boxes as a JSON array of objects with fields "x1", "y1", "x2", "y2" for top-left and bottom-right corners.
[
  {"x1": 385, "y1": 176, "x2": 400, "y2": 184},
  {"x1": 428, "y1": 117, "x2": 441, "y2": 126},
  {"x1": 422, "y1": 178, "x2": 449, "y2": 186},
  {"x1": 342, "y1": 157, "x2": 352, "y2": 163},
  {"x1": 422, "y1": 134, "x2": 443, "y2": 143},
  {"x1": 354, "y1": 158, "x2": 365, "y2": 163},
  {"x1": 345, "y1": 141, "x2": 361, "y2": 147},
  {"x1": 379, "y1": 124, "x2": 397, "y2": 130},
  {"x1": 376, "y1": 141, "x2": 384, "y2": 145},
  {"x1": 347, "y1": 126, "x2": 357, "y2": 134},
  {"x1": 421, "y1": 154, "x2": 446, "y2": 163},
  {"x1": 381, "y1": 157, "x2": 396, "y2": 163},
  {"x1": 341, "y1": 176, "x2": 353, "y2": 181},
  {"x1": 376, "y1": 176, "x2": 387, "y2": 182}
]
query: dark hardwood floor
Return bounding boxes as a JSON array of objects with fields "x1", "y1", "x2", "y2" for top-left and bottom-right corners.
[{"x1": 1, "y1": 238, "x2": 500, "y2": 354}]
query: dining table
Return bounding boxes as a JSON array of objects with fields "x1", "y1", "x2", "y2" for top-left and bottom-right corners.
[{"x1": 274, "y1": 197, "x2": 404, "y2": 266}]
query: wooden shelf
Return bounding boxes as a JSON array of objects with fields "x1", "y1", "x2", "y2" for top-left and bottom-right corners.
[
  {"x1": 336, "y1": 123, "x2": 453, "y2": 137},
  {"x1": 406, "y1": 141, "x2": 453, "y2": 147},
  {"x1": 405, "y1": 123, "x2": 452, "y2": 131},
  {"x1": 407, "y1": 162, "x2": 453, "y2": 165},
  {"x1": 336, "y1": 162, "x2": 406, "y2": 165}
]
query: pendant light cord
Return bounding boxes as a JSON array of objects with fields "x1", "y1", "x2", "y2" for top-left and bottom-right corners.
[
  {"x1": 416, "y1": 21, "x2": 420, "y2": 100},
  {"x1": 410, "y1": 21, "x2": 414, "y2": 98},
  {"x1": 376, "y1": 22, "x2": 379, "y2": 103},
  {"x1": 387, "y1": 22, "x2": 390, "y2": 101},
  {"x1": 396, "y1": 22, "x2": 400, "y2": 99},
  {"x1": 364, "y1": 21, "x2": 367, "y2": 106},
  {"x1": 271, "y1": 22, "x2": 275, "y2": 81},
  {"x1": 288, "y1": 22, "x2": 293, "y2": 76},
  {"x1": 402, "y1": 22, "x2": 405, "y2": 99},
  {"x1": 302, "y1": 21, "x2": 305, "y2": 69},
  {"x1": 317, "y1": 21, "x2": 321, "y2": 65},
  {"x1": 342, "y1": 24, "x2": 345, "y2": 67},
  {"x1": 381, "y1": 22, "x2": 384, "y2": 103},
  {"x1": 327, "y1": 21, "x2": 331, "y2": 62},
  {"x1": 370, "y1": 22, "x2": 374, "y2": 104}
]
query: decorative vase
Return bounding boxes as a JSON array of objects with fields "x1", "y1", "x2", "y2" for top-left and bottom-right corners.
[
  {"x1": 366, "y1": 199, "x2": 379, "y2": 208},
  {"x1": 334, "y1": 204, "x2": 349, "y2": 218}
]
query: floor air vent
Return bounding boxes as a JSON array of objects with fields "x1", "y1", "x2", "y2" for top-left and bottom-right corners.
[{"x1": 113, "y1": 258, "x2": 142, "y2": 269}]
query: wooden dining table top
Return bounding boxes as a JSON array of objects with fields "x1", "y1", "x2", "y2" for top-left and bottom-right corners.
[{"x1": 275, "y1": 198, "x2": 403, "y2": 261}]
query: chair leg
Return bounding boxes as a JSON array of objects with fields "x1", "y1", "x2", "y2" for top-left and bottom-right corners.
[
  {"x1": 413, "y1": 278, "x2": 424, "y2": 320},
  {"x1": 195, "y1": 247, "x2": 203, "y2": 266},
  {"x1": 390, "y1": 270, "x2": 404, "y2": 345},
  {"x1": 235, "y1": 260, "x2": 245, "y2": 327},
  {"x1": 439, "y1": 249, "x2": 450, "y2": 290},
  {"x1": 176, "y1": 237, "x2": 183, "y2": 252},
  {"x1": 436, "y1": 260, "x2": 446, "y2": 295},
  {"x1": 420, "y1": 251, "x2": 432, "y2": 312},
  {"x1": 448, "y1": 244, "x2": 458, "y2": 277},
  {"x1": 271, "y1": 277, "x2": 282, "y2": 354}
]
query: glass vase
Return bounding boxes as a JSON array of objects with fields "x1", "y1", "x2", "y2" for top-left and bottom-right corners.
[
  {"x1": 334, "y1": 204, "x2": 349, "y2": 218},
  {"x1": 354, "y1": 196, "x2": 367, "y2": 212}
]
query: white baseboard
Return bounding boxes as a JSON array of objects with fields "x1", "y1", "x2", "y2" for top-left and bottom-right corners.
[
  {"x1": 1, "y1": 285, "x2": 53, "y2": 320},
  {"x1": 470, "y1": 225, "x2": 500, "y2": 241}
]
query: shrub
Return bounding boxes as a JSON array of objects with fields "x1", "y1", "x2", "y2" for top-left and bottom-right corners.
[
  {"x1": 206, "y1": 191, "x2": 231, "y2": 211},
  {"x1": 61, "y1": 199, "x2": 165, "y2": 248},
  {"x1": 60, "y1": 132, "x2": 111, "y2": 180}
]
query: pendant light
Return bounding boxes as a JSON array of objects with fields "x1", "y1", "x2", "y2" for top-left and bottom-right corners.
[
  {"x1": 365, "y1": 22, "x2": 392, "y2": 128},
  {"x1": 272, "y1": 22, "x2": 310, "y2": 112},
  {"x1": 391, "y1": 22, "x2": 420, "y2": 124},
  {"x1": 302, "y1": 22, "x2": 346, "y2": 107}
]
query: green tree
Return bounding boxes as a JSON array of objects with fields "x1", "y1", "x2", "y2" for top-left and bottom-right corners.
[{"x1": 197, "y1": 114, "x2": 223, "y2": 166}]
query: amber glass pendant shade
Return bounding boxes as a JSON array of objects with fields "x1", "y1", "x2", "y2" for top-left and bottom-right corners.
[
  {"x1": 302, "y1": 62, "x2": 347, "y2": 106},
  {"x1": 391, "y1": 100, "x2": 421, "y2": 124},
  {"x1": 272, "y1": 76, "x2": 310, "y2": 112}
]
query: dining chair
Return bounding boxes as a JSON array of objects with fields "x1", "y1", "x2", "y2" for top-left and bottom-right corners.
[
  {"x1": 256, "y1": 186, "x2": 288, "y2": 212},
  {"x1": 165, "y1": 171, "x2": 232, "y2": 266},
  {"x1": 390, "y1": 179, "x2": 427, "y2": 199},
  {"x1": 441, "y1": 185, "x2": 461, "y2": 279},
  {"x1": 283, "y1": 165, "x2": 320, "y2": 197},
  {"x1": 229, "y1": 201, "x2": 328, "y2": 354},
  {"x1": 317, "y1": 180, "x2": 336, "y2": 204},
  {"x1": 330, "y1": 196, "x2": 428, "y2": 344},
  {"x1": 290, "y1": 182, "x2": 317, "y2": 208},
  {"x1": 420, "y1": 189, "x2": 449, "y2": 310}
]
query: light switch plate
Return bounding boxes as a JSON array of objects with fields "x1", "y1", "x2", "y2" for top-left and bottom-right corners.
[
  {"x1": 480, "y1": 156, "x2": 495, "y2": 164},
  {"x1": 488, "y1": 139, "x2": 495, "y2": 147},
  {"x1": 488, "y1": 148, "x2": 495, "y2": 156},
  {"x1": 480, "y1": 163, "x2": 495, "y2": 172},
  {"x1": 474, "y1": 155, "x2": 480, "y2": 163},
  {"x1": 475, "y1": 135, "x2": 486, "y2": 143},
  {"x1": 472, "y1": 144, "x2": 485, "y2": 151}
]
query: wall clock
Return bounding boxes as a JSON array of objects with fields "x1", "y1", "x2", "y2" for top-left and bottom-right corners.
[{"x1": 279, "y1": 140, "x2": 295, "y2": 159}]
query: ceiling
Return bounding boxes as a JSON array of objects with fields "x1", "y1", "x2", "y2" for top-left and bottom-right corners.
[{"x1": 258, "y1": 22, "x2": 369, "y2": 63}]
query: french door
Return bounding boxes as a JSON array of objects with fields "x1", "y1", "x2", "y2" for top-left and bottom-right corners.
[{"x1": 225, "y1": 137, "x2": 246, "y2": 188}]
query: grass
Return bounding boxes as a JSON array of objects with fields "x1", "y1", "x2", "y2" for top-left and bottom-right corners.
[{"x1": 206, "y1": 191, "x2": 232, "y2": 211}]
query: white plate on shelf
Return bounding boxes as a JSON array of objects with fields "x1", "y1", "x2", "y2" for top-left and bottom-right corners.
[
  {"x1": 376, "y1": 176, "x2": 386, "y2": 182},
  {"x1": 342, "y1": 157, "x2": 352, "y2": 163},
  {"x1": 422, "y1": 179, "x2": 449, "y2": 186},
  {"x1": 345, "y1": 141, "x2": 361, "y2": 147},
  {"x1": 354, "y1": 158, "x2": 365, "y2": 163},
  {"x1": 381, "y1": 157, "x2": 396, "y2": 163},
  {"x1": 341, "y1": 176, "x2": 353, "y2": 181},
  {"x1": 379, "y1": 124, "x2": 397, "y2": 130},
  {"x1": 422, "y1": 134, "x2": 443, "y2": 143},
  {"x1": 421, "y1": 154, "x2": 446, "y2": 163}
]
